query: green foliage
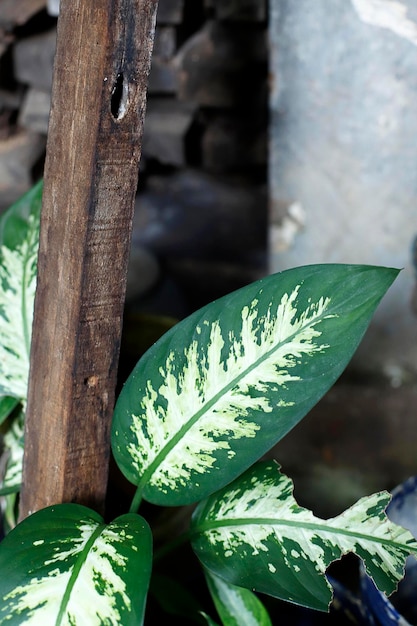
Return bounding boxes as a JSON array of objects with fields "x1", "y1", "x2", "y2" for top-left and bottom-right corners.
[
  {"x1": 192, "y1": 461, "x2": 415, "y2": 612},
  {"x1": 205, "y1": 570, "x2": 273, "y2": 626},
  {"x1": 112, "y1": 264, "x2": 397, "y2": 508},
  {"x1": 0, "y1": 182, "x2": 43, "y2": 524},
  {"x1": 0, "y1": 186, "x2": 415, "y2": 624},
  {"x1": 0, "y1": 504, "x2": 152, "y2": 625},
  {"x1": 0, "y1": 181, "x2": 41, "y2": 402}
]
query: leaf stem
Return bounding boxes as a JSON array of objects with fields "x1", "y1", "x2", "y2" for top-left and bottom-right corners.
[{"x1": 129, "y1": 485, "x2": 143, "y2": 514}]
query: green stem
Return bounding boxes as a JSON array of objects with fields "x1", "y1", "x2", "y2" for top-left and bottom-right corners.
[{"x1": 129, "y1": 485, "x2": 143, "y2": 514}]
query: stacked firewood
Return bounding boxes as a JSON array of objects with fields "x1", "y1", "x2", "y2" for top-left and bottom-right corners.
[{"x1": 0, "y1": 0, "x2": 268, "y2": 309}]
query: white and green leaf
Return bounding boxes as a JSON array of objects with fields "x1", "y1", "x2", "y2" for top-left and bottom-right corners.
[
  {"x1": 0, "y1": 408, "x2": 24, "y2": 496},
  {"x1": 112, "y1": 265, "x2": 398, "y2": 506},
  {"x1": 0, "y1": 181, "x2": 42, "y2": 402},
  {"x1": 0, "y1": 503, "x2": 152, "y2": 625},
  {"x1": 205, "y1": 570, "x2": 272, "y2": 626},
  {"x1": 191, "y1": 461, "x2": 417, "y2": 612}
]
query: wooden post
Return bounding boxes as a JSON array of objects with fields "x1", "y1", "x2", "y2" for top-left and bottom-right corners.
[{"x1": 19, "y1": 0, "x2": 159, "y2": 519}]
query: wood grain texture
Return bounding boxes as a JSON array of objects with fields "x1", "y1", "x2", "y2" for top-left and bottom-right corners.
[{"x1": 19, "y1": 0, "x2": 159, "y2": 519}]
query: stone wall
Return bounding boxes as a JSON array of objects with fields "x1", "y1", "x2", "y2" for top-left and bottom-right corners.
[
  {"x1": 269, "y1": 0, "x2": 417, "y2": 382},
  {"x1": 269, "y1": 0, "x2": 417, "y2": 514}
]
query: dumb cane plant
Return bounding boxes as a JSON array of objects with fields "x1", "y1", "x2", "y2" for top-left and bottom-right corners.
[{"x1": 0, "y1": 183, "x2": 416, "y2": 625}]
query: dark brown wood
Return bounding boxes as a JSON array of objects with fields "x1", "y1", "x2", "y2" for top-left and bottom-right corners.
[{"x1": 19, "y1": 0, "x2": 159, "y2": 519}]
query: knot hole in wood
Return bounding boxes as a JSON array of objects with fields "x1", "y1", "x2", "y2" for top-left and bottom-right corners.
[
  {"x1": 84, "y1": 375, "x2": 99, "y2": 388},
  {"x1": 111, "y1": 72, "x2": 128, "y2": 120}
]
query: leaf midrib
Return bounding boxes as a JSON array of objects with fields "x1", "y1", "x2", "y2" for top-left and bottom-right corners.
[
  {"x1": 55, "y1": 523, "x2": 106, "y2": 625},
  {"x1": 134, "y1": 306, "x2": 331, "y2": 502},
  {"x1": 192, "y1": 517, "x2": 417, "y2": 553}
]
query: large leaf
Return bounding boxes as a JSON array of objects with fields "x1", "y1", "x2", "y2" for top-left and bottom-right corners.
[
  {"x1": 0, "y1": 503, "x2": 152, "y2": 625},
  {"x1": 205, "y1": 570, "x2": 272, "y2": 626},
  {"x1": 190, "y1": 461, "x2": 417, "y2": 612},
  {"x1": 112, "y1": 264, "x2": 398, "y2": 506},
  {"x1": 0, "y1": 181, "x2": 42, "y2": 401}
]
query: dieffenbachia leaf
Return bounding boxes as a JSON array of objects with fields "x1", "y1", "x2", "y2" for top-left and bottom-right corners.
[
  {"x1": 0, "y1": 408, "x2": 24, "y2": 496},
  {"x1": 0, "y1": 181, "x2": 42, "y2": 402},
  {"x1": 112, "y1": 264, "x2": 398, "y2": 506},
  {"x1": 190, "y1": 461, "x2": 417, "y2": 613},
  {"x1": 205, "y1": 570, "x2": 272, "y2": 626},
  {"x1": 0, "y1": 503, "x2": 152, "y2": 625}
]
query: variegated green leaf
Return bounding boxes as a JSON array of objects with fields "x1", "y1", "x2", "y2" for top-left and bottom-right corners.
[
  {"x1": 205, "y1": 570, "x2": 272, "y2": 626},
  {"x1": 0, "y1": 408, "x2": 24, "y2": 496},
  {"x1": 0, "y1": 503, "x2": 152, "y2": 625},
  {"x1": 191, "y1": 461, "x2": 417, "y2": 612},
  {"x1": 0, "y1": 181, "x2": 42, "y2": 401},
  {"x1": 112, "y1": 265, "x2": 398, "y2": 506}
]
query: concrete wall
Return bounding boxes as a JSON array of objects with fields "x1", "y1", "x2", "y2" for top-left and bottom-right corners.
[{"x1": 269, "y1": 0, "x2": 417, "y2": 382}]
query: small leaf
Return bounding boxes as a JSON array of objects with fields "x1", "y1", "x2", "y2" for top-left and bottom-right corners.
[
  {"x1": 0, "y1": 503, "x2": 152, "y2": 625},
  {"x1": 0, "y1": 396, "x2": 20, "y2": 426},
  {"x1": 0, "y1": 182, "x2": 42, "y2": 402},
  {"x1": 191, "y1": 461, "x2": 417, "y2": 612},
  {"x1": 205, "y1": 570, "x2": 272, "y2": 626},
  {"x1": 112, "y1": 264, "x2": 398, "y2": 506}
]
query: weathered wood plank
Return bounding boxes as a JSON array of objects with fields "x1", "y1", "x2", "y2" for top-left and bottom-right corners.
[{"x1": 19, "y1": 0, "x2": 159, "y2": 519}]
